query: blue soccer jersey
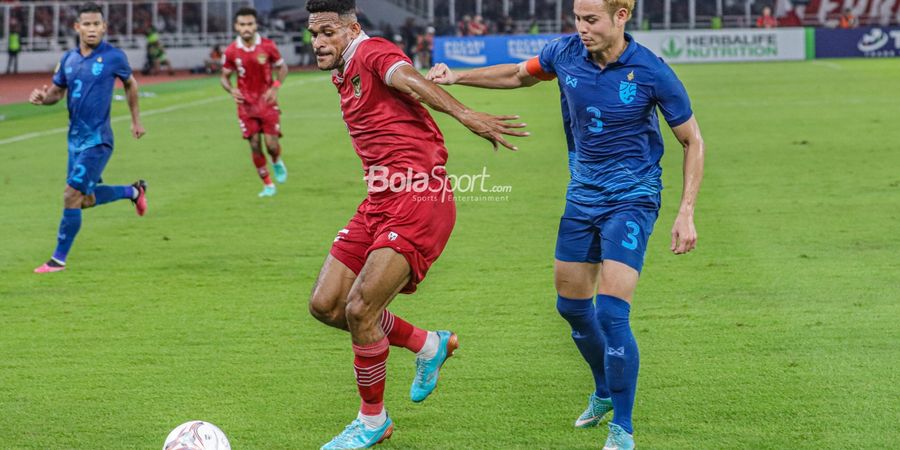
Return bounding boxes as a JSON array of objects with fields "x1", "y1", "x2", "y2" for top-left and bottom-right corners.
[
  {"x1": 52, "y1": 41, "x2": 132, "y2": 153},
  {"x1": 538, "y1": 33, "x2": 693, "y2": 209}
]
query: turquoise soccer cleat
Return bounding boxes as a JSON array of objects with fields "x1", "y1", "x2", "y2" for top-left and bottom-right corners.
[
  {"x1": 320, "y1": 417, "x2": 393, "y2": 449},
  {"x1": 258, "y1": 184, "x2": 276, "y2": 198},
  {"x1": 603, "y1": 423, "x2": 635, "y2": 450},
  {"x1": 410, "y1": 330, "x2": 459, "y2": 403},
  {"x1": 273, "y1": 160, "x2": 288, "y2": 184},
  {"x1": 575, "y1": 393, "x2": 614, "y2": 428}
]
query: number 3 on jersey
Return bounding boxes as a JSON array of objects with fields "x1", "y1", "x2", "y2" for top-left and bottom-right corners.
[{"x1": 586, "y1": 106, "x2": 603, "y2": 133}]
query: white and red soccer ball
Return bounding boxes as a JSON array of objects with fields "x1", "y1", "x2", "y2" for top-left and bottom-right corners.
[{"x1": 163, "y1": 421, "x2": 231, "y2": 450}]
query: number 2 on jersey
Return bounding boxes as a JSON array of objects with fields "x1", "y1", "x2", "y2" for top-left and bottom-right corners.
[{"x1": 72, "y1": 79, "x2": 83, "y2": 98}]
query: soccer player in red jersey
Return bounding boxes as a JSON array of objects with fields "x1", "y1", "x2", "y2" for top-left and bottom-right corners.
[
  {"x1": 220, "y1": 7, "x2": 289, "y2": 198},
  {"x1": 304, "y1": 1, "x2": 528, "y2": 448}
]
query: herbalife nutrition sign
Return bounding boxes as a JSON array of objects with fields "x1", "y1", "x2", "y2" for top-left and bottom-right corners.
[{"x1": 632, "y1": 28, "x2": 807, "y2": 63}]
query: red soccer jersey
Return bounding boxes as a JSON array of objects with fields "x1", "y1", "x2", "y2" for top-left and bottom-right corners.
[
  {"x1": 223, "y1": 34, "x2": 283, "y2": 103},
  {"x1": 331, "y1": 35, "x2": 448, "y2": 196}
]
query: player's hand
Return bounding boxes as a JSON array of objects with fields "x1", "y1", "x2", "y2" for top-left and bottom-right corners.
[
  {"x1": 263, "y1": 87, "x2": 278, "y2": 104},
  {"x1": 426, "y1": 63, "x2": 458, "y2": 85},
  {"x1": 230, "y1": 88, "x2": 245, "y2": 104},
  {"x1": 459, "y1": 111, "x2": 529, "y2": 151},
  {"x1": 671, "y1": 211, "x2": 697, "y2": 254},
  {"x1": 131, "y1": 121, "x2": 146, "y2": 139},
  {"x1": 30, "y1": 85, "x2": 49, "y2": 105}
]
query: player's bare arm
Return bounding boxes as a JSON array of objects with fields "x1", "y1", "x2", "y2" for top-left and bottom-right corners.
[
  {"x1": 30, "y1": 84, "x2": 66, "y2": 106},
  {"x1": 263, "y1": 60, "x2": 288, "y2": 104},
  {"x1": 426, "y1": 61, "x2": 543, "y2": 89},
  {"x1": 670, "y1": 115, "x2": 704, "y2": 255},
  {"x1": 122, "y1": 75, "x2": 145, "y2": 139},
  {"x1": 220, "y1": 68, "x2": 244, "y2": 104},
  {"x1": 390, "y1": 64, "x2": 529, "y2": 151}
]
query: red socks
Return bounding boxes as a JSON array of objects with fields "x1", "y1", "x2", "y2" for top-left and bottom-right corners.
[
  {"x1": 251, "y1": 152, "x2": 273, "y2": 185},
  {"x1": 353, "y1": 337, "x2": 389, "y2": 415},
  {"x1": 380, "y1": 310, "x2": 427, "y2": 353}
]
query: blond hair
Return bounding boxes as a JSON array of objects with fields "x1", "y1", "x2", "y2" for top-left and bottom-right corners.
[{"x1": 604, "y1": 0, "x2": 635, "y2": 20}]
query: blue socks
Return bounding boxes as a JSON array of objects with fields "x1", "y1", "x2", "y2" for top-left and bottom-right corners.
[
  {"x1": 597, "y1": 294, "x2": 639, "y2": 435},
  {"x1": 93, "y1": 185, "x2": 134, "y2": 206},
  {"x1": 556, "y1": 295, "x2": 611, "y2": 399},
  {"x1": 52, "y1": 208, "x2": 82, "y2": 263}
]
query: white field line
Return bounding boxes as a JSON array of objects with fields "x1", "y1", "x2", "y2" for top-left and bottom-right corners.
[{"x1": 0, "y1": 76, "x2": 327, "y2": 147}]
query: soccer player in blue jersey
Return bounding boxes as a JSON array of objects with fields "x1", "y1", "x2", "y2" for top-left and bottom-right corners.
[
  {"x1": 427, "y1": 0, "x2": 705, "y2": 448},
  {"x1": 30, "y1": 2, "x2": 147, "y2": 274}
]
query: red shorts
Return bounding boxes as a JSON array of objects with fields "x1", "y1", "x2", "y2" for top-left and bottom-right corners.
[
  {"x1": 237, "y1": 99, "x2": 282, "y2": 139},
  {"x1": 330, "y1": 178, "x2": 456, "y2": 294}
]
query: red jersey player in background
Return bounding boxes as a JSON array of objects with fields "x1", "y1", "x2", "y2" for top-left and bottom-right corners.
[
  {"x1": 305, "y1": 1, "x2": 529, "y2": 448},
  {"x1": 220, "y1": 7, "x2": 289, "y2": 198}
]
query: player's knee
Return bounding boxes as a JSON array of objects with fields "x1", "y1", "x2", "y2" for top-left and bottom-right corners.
[
  {"x1": 344, "y1": 291, "x2": 378, "y2": 327},
  {"x1": 63, "y1": 188, "x2": 84, "y2": 209},
  {"x1": 81, "y1": 194, "x2": 97, "y2": 209},
  {"x1": 308, "y1": 294, "x2": 342, "y2": 324}
]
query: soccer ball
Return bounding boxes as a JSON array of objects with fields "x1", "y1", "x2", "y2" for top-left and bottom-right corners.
[{"x1": 163, "y1": 421, "x2": 231, "y2": 450}]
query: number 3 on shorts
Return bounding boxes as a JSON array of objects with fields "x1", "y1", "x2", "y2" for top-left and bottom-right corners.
[{"x1": 621, "y1": 220, "x2": 640, "y2": 250}]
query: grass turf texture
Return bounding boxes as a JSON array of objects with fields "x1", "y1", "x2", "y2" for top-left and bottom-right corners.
[{"x1": 1, "y1": 58, "x2": 898, "y2": 449}]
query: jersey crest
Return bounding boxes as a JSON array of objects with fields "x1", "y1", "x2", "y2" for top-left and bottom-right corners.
[
  {"x1": 351, "y1": 74, "x2": 362, "y2": 98},
  {"x1": 92, "y1": 61, "x2": 104, "y2": 76},
  {"x1": 619, "y1": 71, "x2": 637, "y2": 104},
  {"x1": 257, "y1": 53, "x2": 267, "y2": 64}
]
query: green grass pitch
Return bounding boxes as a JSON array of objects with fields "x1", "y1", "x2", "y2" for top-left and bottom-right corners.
[{"x1": 1, "y1": 58, "x2": 898, "y2": 449}]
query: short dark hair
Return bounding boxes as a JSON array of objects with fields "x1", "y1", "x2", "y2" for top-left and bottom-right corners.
[
  {"x1": 306, "y1": 0, "x2": 356, "y2": 16},
  {"x1": 77, "y1": 2, "x2": 103, "y2": 19},
  {"x1": 234, "y1": 7, "x2": 258, "y2": 22}
]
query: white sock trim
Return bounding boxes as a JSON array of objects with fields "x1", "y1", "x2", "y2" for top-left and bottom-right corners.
[
  {"x1": 357, "y1": 409, "x2": 387, "y2": 430},
  {"x1": 416, "y1": 331, "x2": 439, "y2": 359}
]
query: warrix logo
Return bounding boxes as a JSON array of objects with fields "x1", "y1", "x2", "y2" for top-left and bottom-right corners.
[
  {"x1": 565, "y1": 75, "x2": 578, "y2": 88},
  {"x1": 607, "y1": 346, "x2": 625, "y2": 356}
]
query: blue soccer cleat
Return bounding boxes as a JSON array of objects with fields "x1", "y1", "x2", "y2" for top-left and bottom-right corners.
[
  {"x1": 410, "y1": 330, "x2": 459, "y2": 402},
  {"x1": 273, "y1": 160, "x2": 288, "y2": 184},
  {"x1": 258, "y1": 184, "x2": 276, "y2": 198},
  {"x1": 574, "y1": 393, "x2": 613, "y2": 428},
  {"x1": 603, "y1": 423, "x2": 635, "y2": 450},
  {"x1": 321, "y1": 417, "x2": 393, "y2": 449}
]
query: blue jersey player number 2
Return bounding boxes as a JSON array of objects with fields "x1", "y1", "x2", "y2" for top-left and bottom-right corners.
[
  {"x1": 30, "y1": 2, "x2": 148, "y2": 274},
  {"x1": 427, "y1": 0, "x2": 705, "y2": 448}
]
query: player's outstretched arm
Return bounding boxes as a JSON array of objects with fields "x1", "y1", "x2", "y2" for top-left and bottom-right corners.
[
  {"x1": 669, "y1": 115, "x2": 705, "y2": 255},
  {"x1": 29, "y1": 84, "x2": 65, "y2": 106},
  {"x1": 426, "y1": 62, "x2": 543, "y2": 89},
  {"x1": 123, "y1": 75, "x2": 145, "y2": 139},
  {"x1": 390, "y1": 64, "x2": 529, "y2": 151}
]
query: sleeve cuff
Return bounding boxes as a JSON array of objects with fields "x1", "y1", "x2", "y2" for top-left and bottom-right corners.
[{"x1": 384, "y1": 60, "x2": 411, "y2": 87}]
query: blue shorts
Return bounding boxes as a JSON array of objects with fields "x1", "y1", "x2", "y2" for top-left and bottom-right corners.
[
  {"x1": 67, "y1": 145, "x2": 112, "y2": 195},
  {"x1": 555, "y1": 200, "x2": 659, "y2": 273}
]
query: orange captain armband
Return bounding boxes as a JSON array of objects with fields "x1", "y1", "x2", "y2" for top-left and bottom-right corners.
[{"x1": 524, "y1": 57, "x2": 556, "y2": 81}]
